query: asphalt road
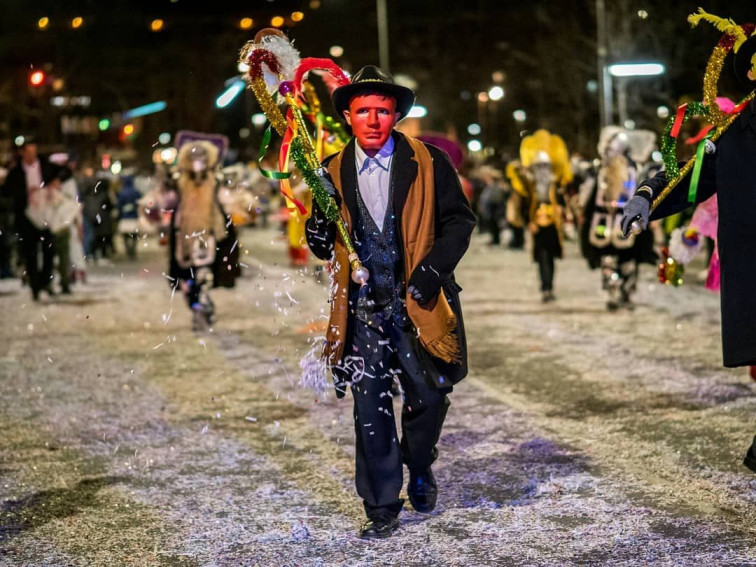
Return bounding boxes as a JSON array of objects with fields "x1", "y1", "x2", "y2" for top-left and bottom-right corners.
[{"x1": 1, "y1": 227, "x2": 755, "y2": 566}]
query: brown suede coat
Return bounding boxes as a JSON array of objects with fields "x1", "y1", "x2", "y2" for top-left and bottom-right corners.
[{"x1": 323, "y1": 135, "x2": 460, "y2": 368}]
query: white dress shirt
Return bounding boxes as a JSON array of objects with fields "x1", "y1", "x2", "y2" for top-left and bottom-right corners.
[
  {"x1": 22, "y1": 160, "x2": 43, "y2": 192},
  {"x1": 354, "y1": 137, "x2": 394, "y2": 231}
]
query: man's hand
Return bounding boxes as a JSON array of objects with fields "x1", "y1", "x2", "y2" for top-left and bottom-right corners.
[
  {"x1": 620, "y1": 193, "x2": 651, "y2": 237},
  {"x1": 408, "y1": 264, "x2": 441, "y2": 306},
  {"x1": 318, "y1": 174, "x2": 341, "y2": 207}
]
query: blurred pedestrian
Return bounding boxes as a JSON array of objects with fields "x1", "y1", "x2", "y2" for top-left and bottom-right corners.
[
  {"x1": 116, "y1": 175, "x2": 141, "y2": 259},
  {"x1": 476, "y1": 166, "x2": 506, "y2": 246},
  {"x1": 0, "y1": 163, "x2": 14, "y2": 278},
  {"x1": 5, "y1": 139, "x2": 60, "y2": 300},
  {"x1": 82, "y1": 173, "x2": 115, "y2": 263}
]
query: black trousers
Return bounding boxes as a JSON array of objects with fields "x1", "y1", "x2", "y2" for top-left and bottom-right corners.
[
  {"x1": 340, "y1": 318, "x2": 450, "y2": 521},
  {"x1": 20, "y1": 229, "x2": 55, "y2": 293},
  {"x1": 535, "y1": 246, "x2": 555, "y2": 292}
]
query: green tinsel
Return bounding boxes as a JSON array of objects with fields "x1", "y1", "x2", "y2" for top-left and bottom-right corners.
[
  {"x1": 661, "y1": 101, "x2": 709, "y2": 180},
  {"x1": 289, "y1": 137, "x2": 341, "y2": 222}
]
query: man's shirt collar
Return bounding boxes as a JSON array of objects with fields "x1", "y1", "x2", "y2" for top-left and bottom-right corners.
[{"x1": 355, "y1": 136, "x2": 394, "y2": 174}]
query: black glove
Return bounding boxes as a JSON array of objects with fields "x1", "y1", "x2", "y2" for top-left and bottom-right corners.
[
  {"x1": 620, "y1": 191, "x2": 651, "y2": 237},
  {"x1": 408, "y1": 264, "x2": 442, "y2": 305},
  {"x1": 318, "y1": 174, "x2": 341, "y2": 207}
]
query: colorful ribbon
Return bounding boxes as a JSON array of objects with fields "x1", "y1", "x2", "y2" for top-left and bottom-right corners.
[{"x1": 688, "y1": 134, "x2": 711, "y2": 203}]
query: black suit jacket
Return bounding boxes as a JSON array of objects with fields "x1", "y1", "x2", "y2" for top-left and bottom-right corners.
[
  {"x1": 306, "y1": 131, "x2": 476, "y2": 386},
  {"x1": 5, "y1": 159, "x2": 60, "y2": 236}
]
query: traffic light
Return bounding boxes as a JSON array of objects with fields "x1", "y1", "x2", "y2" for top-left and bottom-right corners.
[
  {"x1": 29, "y1": 71, "x2": 45, "y2": 87},
  {"x1": 120, "y1": 123, "x2": 137, "y2": 141}
]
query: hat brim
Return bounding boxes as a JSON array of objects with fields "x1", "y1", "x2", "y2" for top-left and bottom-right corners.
[
  {"x1": 332, "y1": 82, "x2": 416, "y2": 120},
  {"x1": 734, "y1": 36, "x2": 756, "y2": 90}
]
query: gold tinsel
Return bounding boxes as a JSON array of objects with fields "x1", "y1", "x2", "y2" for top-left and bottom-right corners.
[
  {"x1": 251, "y1": 77, "x2": 287, "y2": 136},
  {"x1": 703, "y1": 45, "x2": 729, "y2": 125},
  {"x1": 284, "y1": 93, "x2": 321, "y2": 171}
]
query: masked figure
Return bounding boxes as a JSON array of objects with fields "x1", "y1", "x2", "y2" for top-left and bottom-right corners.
[
  {"x1": 507, "y1": 130, "x2": 571, "y2": 302},
  {"x1": 169, "y1": 141, "x2": 235, "y2": 331},
  {"x1": 581, "y1": 128, "x2": 657, "y2": 310},
  {"x1": 305, "y1": 65, "x2": 475, "y2": 539}
]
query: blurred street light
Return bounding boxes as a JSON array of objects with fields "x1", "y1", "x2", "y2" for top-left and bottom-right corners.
[
  {"x1": 151, "y1": 19, "x2": 164, "y2": 32},
  {"x1": 657, "y1": 105, "x2": 670, "y2": 119},
  {"x1": 159, "y1": 132, "x2": 172, "y2": 145},
  {"x1": 251, "y1": 113, "x2": 267, "y2": 126},
  {"x1": 477, "y1": 92, "x2": 489, "y2": 103},
  {"x1": 607, "y1": 62, "x2": 665, "y2": 125},
  {"x1": 608, "y1": 63, "x2": 665, "y2": 77},
  {"x1": 492, "y1": 71, "x2": 505, "y2": 84},
  {"x1": 98, "y1": 119, "x2": 110, "y2": 131},
  {"x1": 216, "y1": 80, "x2": 245, "y2": 108},
  {"x1": 329, "y1": 45, "x2": 344, "y2": 58},
  {"x1": 71, "y1": 17, "x2": 83, "y2": 29},
  {"x1": 488, "y1": 86, "x2": 505, "y2": 101},
  {"x1": 240, "y1": 18, "x2": 254, "y2": 30},
  {"x1": 406, "y1": 105, "x2": 427, "y2": 119},
  {"x1": 38, "y1": 17, "x2": 49, "y2": 30},
  {"x1": 291, "y1": 12, "x2": 304, "y2": 22},
  {"x1": 271, "y1": 16, "x2": 284, "y2": 27},
  {"x1": 467, "y1": 123, "x2": 481, "y2": 135},
  {"x1": 513, "y1": 109, "x2": 527, "y2": 122},
  {"x1": 467, "y1": 140, "x2": 482, "y2": 152},
  {"x1": 29, "y1": 71, "x2": 45, "y2": 87}
]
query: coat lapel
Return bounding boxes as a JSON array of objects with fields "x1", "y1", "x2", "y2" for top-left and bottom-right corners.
[
  {"x1": 338, "y1": 139, "x2": 359, "y2": 229},
  {"x1": 391, "y1": 132, "x2": 418, "y2": 227}
]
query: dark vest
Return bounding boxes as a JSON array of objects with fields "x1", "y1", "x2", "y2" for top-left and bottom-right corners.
[{"x1": 351, "y1": 182, "x2": 408, "y2": 328}]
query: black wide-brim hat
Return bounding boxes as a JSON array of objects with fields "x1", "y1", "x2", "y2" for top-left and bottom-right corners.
[
  {"x1": 332, "y1": 65, "x2": 416, "y2": 120},
  {"x1": 735, "y1": 35, "x2": 756, "y2": 90}
]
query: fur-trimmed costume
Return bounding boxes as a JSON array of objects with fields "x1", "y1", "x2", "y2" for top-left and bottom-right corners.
[{"x1": 168, "y1": 141, "x2": 240, "y2": 329}]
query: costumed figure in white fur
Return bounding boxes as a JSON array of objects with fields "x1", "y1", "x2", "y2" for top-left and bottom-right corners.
[{"x1": 169, "y1": 141, "x2": 230, "y2": 331}]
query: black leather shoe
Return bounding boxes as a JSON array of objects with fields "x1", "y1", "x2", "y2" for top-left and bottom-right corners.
[
  {"x1": 359, "y1": 517, "x2": 399, "y2": 539},
  {"x1": 408, "y1": 468, "x2": 437, "y2": 513}
]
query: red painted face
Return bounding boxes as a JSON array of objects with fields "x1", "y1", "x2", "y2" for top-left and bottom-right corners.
[{"x1": 344, "y1": 94, "x2": 399, "y2": 151}]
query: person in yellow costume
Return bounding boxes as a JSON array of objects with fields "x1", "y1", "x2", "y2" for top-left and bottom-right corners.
[{"x1": 507, "y1": 130, "x2": 572, "y2": 302}]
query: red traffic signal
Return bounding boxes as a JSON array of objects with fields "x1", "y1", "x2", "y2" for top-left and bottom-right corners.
[{"x1": 29, "y1": 71, "x2": 45, "y2": 87}]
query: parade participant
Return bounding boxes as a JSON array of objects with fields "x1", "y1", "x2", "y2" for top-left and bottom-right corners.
[
  {"x1": 620, "y1": 10, "x2": 756, "y2": 471},
  {"x1": 168, "y1": 140, "x2": 237, "y2": 331},
  {"x1": 5, "y1": 139, "x2": 60, "y2": 301},
  {"x1": 506, "y1": 129, "x2": 571, "y2": 302},
  {"x1": 305, "y1": 66, "x2": 475, "y2": 539},
  {"x1": 580, "y1": 127, "x2": 656, "y2": 310}
]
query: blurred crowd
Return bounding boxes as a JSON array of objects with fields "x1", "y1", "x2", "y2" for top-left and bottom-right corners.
[{"x1": 0, "y1": 138, "x2": 278, "y2": 302}]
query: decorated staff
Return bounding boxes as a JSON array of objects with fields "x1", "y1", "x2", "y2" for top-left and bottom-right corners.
[
  {"x1": 624, "y1": 9, "x2": 756, "y2": 234},
  {"x1": 240, "y1": 30, "x2": 369, "y2": 285},
  {"x1": 619, "y1": 9, "x2": 756, "y2": 472}
]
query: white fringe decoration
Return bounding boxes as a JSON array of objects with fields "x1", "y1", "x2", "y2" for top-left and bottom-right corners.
[{"x1": 299, "y1": 337, "x2": 330, "y2": 395}]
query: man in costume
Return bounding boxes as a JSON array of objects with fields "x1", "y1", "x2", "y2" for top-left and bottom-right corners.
[
  {"x1": 168, "y1": 140, "x2": 239, "y2": 331},
  {"x1": 620, "y1": 10, "x2": 756, "y2": 471},
  {"x1": 581, "y1": 127, "x2": 656, "y2": 310},
  {"x1": 506, "y1": 130, "x2": 571, "y2": 302},
  {"x1": 305, "y1": 66, "x2": 475, "y2": 539}
]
